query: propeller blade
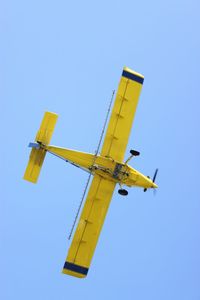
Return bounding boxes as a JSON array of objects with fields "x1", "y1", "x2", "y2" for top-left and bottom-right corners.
[
  {"x1": 152, "y1": 168, "x2": 158, "y2": 183},
  {"x1": 144, "y1": 169, "x2": 158, "y2": 194}
]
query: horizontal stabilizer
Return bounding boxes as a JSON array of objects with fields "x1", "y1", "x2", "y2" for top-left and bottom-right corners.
[
  {"x1": 23, "y1": 147, "x2": 46, "y2": 183},
  {"x1": 23, "y1": 111, "x2": 58, "y2": 183},
  {"x1": 35, "y1": 112, "x2": 58, "y2": 145}
]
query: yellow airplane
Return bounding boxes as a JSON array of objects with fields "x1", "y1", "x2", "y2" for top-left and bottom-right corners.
[{"x1": 23, "y1": 67, "x2": 158, "y2": 278}]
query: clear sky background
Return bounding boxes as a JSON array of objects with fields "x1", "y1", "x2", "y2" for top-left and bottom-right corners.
[{"x1": 1, "y1": 1, "x2": 200, "y2": 299}]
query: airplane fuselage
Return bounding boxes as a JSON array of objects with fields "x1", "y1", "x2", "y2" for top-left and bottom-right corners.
[{"x1": 43, "y1": 144, "x2": 157, "y2": 190}]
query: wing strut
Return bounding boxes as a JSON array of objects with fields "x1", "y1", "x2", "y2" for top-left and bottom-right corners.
[
  {"x1": 68, "y1": 173, "x2": 92, "y2": 240},
  {"x1": 68, "y1": 90, "x2": 115, "y2": 240},
  {"x1": 94, "y1": 90, "x2": 115, "y2": 156}
]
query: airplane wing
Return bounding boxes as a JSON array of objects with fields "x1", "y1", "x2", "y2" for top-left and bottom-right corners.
[
  {"x1": 101, "y1": 67, "x2": 144, "y2": 162},
  {"x1": 62, "y1": 175, "x2": 116, "y2": 278}
]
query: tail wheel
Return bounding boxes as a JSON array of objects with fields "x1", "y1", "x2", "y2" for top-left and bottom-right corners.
[{"x1": 118, "y1": 189, "x2": 128, "y2": 196}]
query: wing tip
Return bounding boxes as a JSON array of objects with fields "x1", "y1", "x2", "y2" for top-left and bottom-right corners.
[
  {"x1": 62, "y1": 261, "x2": 88, "y2": 278},
  {"x1": 23, "y1": 174, "x2": 37, "y2": 183},
  {"x1": 44, "y1": 111, "x2": 59, "y2": 118},
  {"x1": 122, "y1": 67, "x2": 144, "y2": 84}
]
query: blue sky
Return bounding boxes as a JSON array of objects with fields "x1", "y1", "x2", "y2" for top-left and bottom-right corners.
[{"x1": 1, "y1": 0, "x2": 200, "y2": 299}]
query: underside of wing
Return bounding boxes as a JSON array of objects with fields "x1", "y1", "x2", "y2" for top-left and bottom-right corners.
[
  {"x1": 62, "y1": 175, "x2": 116, "y2": 278},
  {"x1": 101, "y1": 67, "x2": 144, "y2": 162}
]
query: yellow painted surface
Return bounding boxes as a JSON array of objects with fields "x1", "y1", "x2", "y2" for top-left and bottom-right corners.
[
  {"x1": 45, "y1": 145, "x2": 157, "y2": 188},
  {"x1": 23, "y1": 112, "x2": 58, "y2": 183},
  {"x1": 23, "y1": 68, "x2": 158, "y2": 279},
  {"x1": 23, "y1": 148, "x2": 46, "y2": 183},
  {"x1": 46, "y1": 145, "x2": 116, "y2": 173},
  {"x1": 36, "y1": 112, "x2": 58, "y2": 145},
  {"x1": 63, "y1": 175, "x2": 116, "y2": 277},
  {"x1": 46, "y1": 146, "x2": 95, "y2": 168},
  {"x1": 101, "y1": 67, "x2": 144, "y2": 162},
  {"x1": 62, "y1": 268, "x2": 86, "y2": 278}
]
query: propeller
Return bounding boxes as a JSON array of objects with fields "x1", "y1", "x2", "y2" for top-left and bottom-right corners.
[
  {"x1": 144, "y1": 168, "x2": 158, "y2": 193},
  {"x1": 152, "y1": 168, "x2": 158, "y2": 195},
  {"x1": 152, "y1": 168, "x2": 158, "y2": 183}
]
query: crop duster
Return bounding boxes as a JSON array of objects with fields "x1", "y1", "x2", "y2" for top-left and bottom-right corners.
[{"x1": 23, "y1": 67, "x2": 158, "y2": 278}]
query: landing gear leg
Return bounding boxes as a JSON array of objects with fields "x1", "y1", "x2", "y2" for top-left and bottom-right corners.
[{"x1": 125, "y1": 149, "x2": 140, "y2": 164}]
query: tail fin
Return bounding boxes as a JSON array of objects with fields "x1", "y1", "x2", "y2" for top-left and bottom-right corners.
[{"x1": 23, "y1": 112, "x2": 58, "y2": 183}]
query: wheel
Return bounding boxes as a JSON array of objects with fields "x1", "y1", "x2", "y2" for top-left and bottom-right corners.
[
  {"x1": 130, "y1": 149, "x2": 140, "y2": 156},
  {"x1": 144, "y1": 188, "x2": 147, "y2": 192},
  {"x1": 118, "y1": 189, "x2": 128, "y2": 196}
]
